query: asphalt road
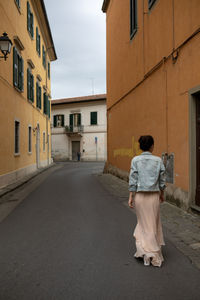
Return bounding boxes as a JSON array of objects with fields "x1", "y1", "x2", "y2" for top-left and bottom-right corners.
[{"x1": 0, "y1": 162, "x2": 200, "y2": 300}]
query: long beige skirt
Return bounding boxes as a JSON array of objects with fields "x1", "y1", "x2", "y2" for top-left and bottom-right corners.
[{"x1": 134, "y1": 192, "x2": 165, "y2": 267}]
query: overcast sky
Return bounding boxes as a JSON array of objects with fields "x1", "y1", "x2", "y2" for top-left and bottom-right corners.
[{"x1": 44, "y1": 0, "x2": 106, "y2": 100}]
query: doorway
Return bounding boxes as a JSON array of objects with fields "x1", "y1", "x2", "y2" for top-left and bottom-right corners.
[{"x1": 72, "y1": 141, "x2": 80, "y2": 161}]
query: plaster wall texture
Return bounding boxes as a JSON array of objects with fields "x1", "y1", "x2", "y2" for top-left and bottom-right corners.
[
  {"x1": 104, "y1": 0, "x2": 200, "y2": 209},
  {"x1": 0, "y1": 0, "x2": 55, "y2": 187}
]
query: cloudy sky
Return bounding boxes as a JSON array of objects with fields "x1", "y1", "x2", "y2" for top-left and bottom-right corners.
[{"x1": 44, "y1": 0, "x2": 106, "y2": 100}]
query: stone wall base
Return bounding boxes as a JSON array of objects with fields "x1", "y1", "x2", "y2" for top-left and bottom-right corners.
[
  {"x1": 104, "y1": 162, "x2": 189, "y2": 211},
  {"x1": 0, "y1": 160, "x2": 52, "y2": 189}
]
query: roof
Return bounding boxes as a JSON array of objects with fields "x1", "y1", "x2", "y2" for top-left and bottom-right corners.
[
  {"x1": 51, "y1": 94, "x2": 107, "y2": 105},
  {"x1": 102, "y1": 0, "x2": 110, "y2": 12}
]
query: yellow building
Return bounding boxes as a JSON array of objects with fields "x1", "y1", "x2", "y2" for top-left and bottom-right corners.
[{"x1": 0, "y1": 0, "x2": 57, "y2": 188}]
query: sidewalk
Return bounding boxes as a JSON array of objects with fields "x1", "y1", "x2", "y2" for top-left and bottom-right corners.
[
  {"x1": 0, "y1": 163, "x2": 56, "y2": 199},
  {"x1": 96, "y1": 173, "x2": 200, "y2": 270}
]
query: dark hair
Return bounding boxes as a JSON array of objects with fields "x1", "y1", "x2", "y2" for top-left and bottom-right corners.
[{"x1": 138, "y1": 135, "x2": 154, "y2": 151}]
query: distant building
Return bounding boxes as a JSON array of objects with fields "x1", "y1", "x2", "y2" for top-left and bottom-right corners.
[
  {"x1": 0, "y1": 0, "x2": 56, "y2": 188},
  {"x1": 51, "y1": 94, "x2": 107, "y2": 161},
  {"x1": 103, "y1": 0, "x2": 200, "y2": 211}
]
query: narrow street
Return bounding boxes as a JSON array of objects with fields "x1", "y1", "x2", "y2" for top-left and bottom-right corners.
[{"x1": 0, "y1": 162, "x2": 200, "y2": 300}]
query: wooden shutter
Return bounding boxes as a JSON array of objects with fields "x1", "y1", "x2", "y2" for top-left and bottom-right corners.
[
  {"x1": 70, "y1": 114, "x2": 73, "y2": 126},
  {"x1": 48, "y1": 62, "x2": 50, "y2": 79},
  {"x1": 61, "y1": 115, "x2": 64, "y2": 127},
  {"x1": 53, "y1": 115, "x2": 57, "y2": 127},
  {"x1": 30, "y1": 11, "x2": 34, "y2": 38},
  {"x1": 30, "y1": 74, "x2": 34, "y2": 102},
  {"x1": 39, "y1": 86, "x2": 41, "y2": 109},
  {"x1": 27, "y1": 2, "x2": 31, "y2": 33},
  {"x1": 36, "y1": 27, "x2": 38, "y2": 52},
  {"x1": 78, "y1": 113, "x2": 81, "y2": 126},
  {"x1": 91, "y1": 112, "x2": 97, "y2": 125},
  {"x1": 19, "y1": 56, "x2": 24, "y2": 91},
  {"x1": 36, "y1": 81, "x2": 39, "y2": 107},
  {"x1": 13, "y1": 47, "x2": 18, "y2": 87},
  {"x1": 27, "y1": 68, "x2": 30, "y2": 99}
]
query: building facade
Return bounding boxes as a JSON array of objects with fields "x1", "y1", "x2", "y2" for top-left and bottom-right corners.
[
  {"x1": 103, "y1": 0, "x2": 200, "y2": 211},
  {"x1": 0, "y1": 0, "x2": 56, "y2": 188},
  {"x1": 51, "y1": 94, "x2": 107, "y2": 161}
]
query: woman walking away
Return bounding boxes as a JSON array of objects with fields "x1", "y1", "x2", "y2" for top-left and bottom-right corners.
[{"x1": 128, "y1": 135, "x2": 166, "y2": 267}]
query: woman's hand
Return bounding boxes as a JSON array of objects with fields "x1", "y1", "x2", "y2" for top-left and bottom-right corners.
[{"x1": 128, "y1": 192, "x2": 134, "y2": 208}]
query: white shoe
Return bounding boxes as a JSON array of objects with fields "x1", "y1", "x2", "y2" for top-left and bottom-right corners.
[{"x1": 144, "y1": 255, "x2": 150, "y2": 266}]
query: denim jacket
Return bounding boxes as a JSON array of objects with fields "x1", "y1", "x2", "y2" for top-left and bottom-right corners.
[{"x1": 129, "y1": 152, "x2": 166, "y2": 192}]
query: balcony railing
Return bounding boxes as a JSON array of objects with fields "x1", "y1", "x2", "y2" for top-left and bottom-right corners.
[{"x1": 65, "y1": 125, "x2": 84, "y2": 134}]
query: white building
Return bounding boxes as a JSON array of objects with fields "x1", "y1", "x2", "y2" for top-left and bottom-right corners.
[{"x1": 51, "y1": 94, "x2": 107, "y2": 161}]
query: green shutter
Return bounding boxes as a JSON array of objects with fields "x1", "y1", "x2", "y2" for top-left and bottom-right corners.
[
  {"x1": 36, "y1": 27, "x2": 38, "y2": 52},
  {"x1": 53, "y1": 115, "x2": 57, "y2": 127},
  {"x1": 30, "y1": 74, "x2": 34, "y2": 102},
  {"x1": 27, "y1": 68, "x2": 30, "y2": 99},
  {"x1": 43, "y1": 93, "x2": 47, "y2": 114},
  {"x1": 13, "y1": 47, "x2": 18, "y2": 87},
  {"x1": 91, "y1": 112, "x2": 97, "y2": 125},
  {"x1": 61, "y1": 115, "x2": 64, "y2": 127},
  {"x1": 18, "y1": 56, "x2": 24, "y2": 91},
  {"x1": 70, "y1": 114, "x2": 73, "y2": 131},
  {"x1": 39, "y1": 86, "x2": 41, "y2": 108},
  {"x1": 27, "y1": 2, "x2": 31, "y2": 33},
  {"x1": 78, "y1": 113, "x2": 81, "y2": 126},
  {"x1": 38, "y1": 33, "x2": 40, "y2": 56},
  {"x1": 48, "y1": 99, "x2": 50, "y2": 118},
  {"x1": 36, "y1": 81, "x2": 38, "y2": 107},
  {"x1": 42, "y1": 46, "x2": 46, "y2": 68},
  {"x1": 30, "y1": 11, "x2": 34, "y2": 38},
  {"x1": 48, "y1": 62, "x2": 50, "y2": 79}
]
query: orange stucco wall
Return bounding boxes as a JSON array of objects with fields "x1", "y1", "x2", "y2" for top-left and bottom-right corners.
[{"x1": 105, "y1": 0, "x2": 200, "y2": 193}]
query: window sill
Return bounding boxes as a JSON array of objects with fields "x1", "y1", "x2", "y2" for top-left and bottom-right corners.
[
  {"x1": 28, "y1": 152, "x2": 32, "y2": 155},
  {"x1": 14, "y1": 86, "x2": 23, "y2": 93},
  {"x1": 27, "y1": 30, "x2": 34, "y2": 41},
  {"x1": 130, "y1": 29, "x2": 137, "y2": 41},
  {"x1": 14, "y1": 153, "x2": 20, "y2": 157}
]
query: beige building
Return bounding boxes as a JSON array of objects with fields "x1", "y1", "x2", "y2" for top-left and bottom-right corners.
[
  {"x1": 0, "y1": 0, "x2": 56, "y2": 188},
  {"x1": 51, "y1": 94, "x2": 107, "y2": 161}
]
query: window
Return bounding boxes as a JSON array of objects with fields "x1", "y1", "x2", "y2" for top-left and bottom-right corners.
[
  {"x1": 90, "y1": 112, "x2": 97, "y2": 125},
  {"x1": 148, "y1": 0, "x2": 156, "y2": 9},
  {"x1": 48, "y1": 62, "x2": 50, "y2": 79},
  {"x1": 27, "y1": 68, "x2": 34, "y2": 102},
  {"x1": 27, "y1": 1, "x2": 34, "y2": 38},
  {"x1": 36, "y1": 27, "x2": 41, "y2": 56},
  {"x1": 15, "y1": 0, "x2": 20, "y2": 9},
  {"x1": 36, "y1": 81, "x2": 41, "y2": 109},
  {"x1": 70, "y1": 113, "x2": 81, "y2": 127},
  {"x1": 15, "y1": 121, "x2": 20, "y2": 154},
  {"x1": 13, "y1": 47, "x2": 24, "y2": 91},
  {"x1": 130, "y1": 0, "x2": 137, "y2": 39},
  {"x1": 43, "y1": 132, "x2": 45, "y2": 151},
  {"x1": 43, "y1": 92, "x2": 50, "y2": 118},
  {"x1": 53, "y1": 115, "x2": 65, "y2": 127},
  {"x1": 28, "y1": 126, "x2": 32, "y2": 153},
  {"x1": 42, "y1": 45, "x2": 46, "y2": 69}
]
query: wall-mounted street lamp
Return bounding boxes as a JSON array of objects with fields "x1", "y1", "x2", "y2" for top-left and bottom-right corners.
[{"x1": 0, "y1": 32, "x2": 12, "y2": 61}]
